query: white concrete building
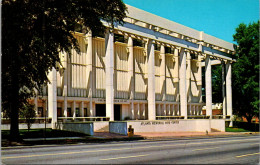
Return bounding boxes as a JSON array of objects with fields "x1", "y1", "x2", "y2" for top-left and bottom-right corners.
[{"x1": 30, "y1": 5, "x2": 235, "y2": 129}]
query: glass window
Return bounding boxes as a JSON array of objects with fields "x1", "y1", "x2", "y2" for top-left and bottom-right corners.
[
  {"x1": 76, "y1": 108, "x2": 80, "y2": 117},
  {"x1": 38, "y1": 107, "x2": 43, "y2": 117}
]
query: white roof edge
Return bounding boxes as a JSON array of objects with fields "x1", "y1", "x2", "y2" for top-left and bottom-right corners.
[{"x1": 125, "y1": 4, "x2": 234, "y2": 51}]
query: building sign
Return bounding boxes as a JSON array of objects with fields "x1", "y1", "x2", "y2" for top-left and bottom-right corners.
[
  {"x1": 140, "y1": 121, "x2": 179, "y2": 126},
  {"x1": 114, "y1": 99, "x2": 129, "y2": 103},
  {"x1": 95, "y1": 98, "x2": 129, "y2": 104},
  {"x1": 96, "y1": 98, "x2": 105, "y2": 103}
]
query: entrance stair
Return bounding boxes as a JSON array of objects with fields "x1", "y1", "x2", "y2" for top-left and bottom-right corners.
[{"x1": 95, "y1": 125, "x2": 109, "y2": 132}]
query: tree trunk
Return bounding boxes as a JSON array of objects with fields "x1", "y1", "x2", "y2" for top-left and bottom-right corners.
[
  {"x1": 9, "y1": 64, "x2": 20, "y2": 141},
  {"x1": 10, "y1": 101, "x2": 20, "y2": 141},
  {"x1": 246, "y1": 115, "x2": 252, "y2": 124}
]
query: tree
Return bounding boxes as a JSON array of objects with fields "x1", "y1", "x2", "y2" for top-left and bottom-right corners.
[
  {"x1": 202, "y1": 65, "x2": 223, "y2": 104},
  {"x1": 20, "y1": 102, "x2": 36, "y2": 132},
  {"x1": 2, "y1": 0, "x2": 127, "y2": 141},
  {"x1": 212, "y1": 65, "x2": 223, "y2": 103},
  {"x1": 232, "y1": 21, "x2": 259, "y2": 123}
]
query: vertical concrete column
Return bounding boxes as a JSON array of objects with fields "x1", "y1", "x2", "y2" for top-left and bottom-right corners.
[
  {"x1": 163, "y1": 104, "x2": 166, "y2": 116},
  {"x1": 160, "y1": 45, "x2": 167, "y2": 118},
  {"x1": 63, "y1": 98, "x2": 67, "y2": 119},
  {"x1": 174, "y1": 48, "x2": 180, "y2": 102},
  {"x1": 48, "y1": 67, "x2": 57, "y2": 129},
  {"x1": 160, "y1": 45, "x2": 166, "y2": 101},
  {"x1": 72, "y1": 100, "x2": 76, "y2": 119},
  {"x1": 80, "y1": 102, "x2": 84, "y2": 117},
  {"x1": 179, "y1": 49, "x2": 187, "y2": 119},
  {"x1": 86, "y1": 31, "x2": 94, "y2": 117},
  {"x1": 186, "y1": 51, "x2": 192, "y2": 115},
  {"x1": 195, "y1": 106, "x2": 198, "y2": 115},
  {"x1": 166, "y1": 104, "x2": 171, "y2": 116},
  {"x1": 128, "y1": 36, "x2": 135, "y2": 120},
  {"x1": 137, "y1": 103, "x2": 140, "y2": 119},
  {"x1": 142, "y1": 103, "x2": 145, "y2": 119},
  {"x1": 186, "y1": 51, "x2": 191, "y2": 101},
  {"x1": 205, "y1": 55, "x2": 212, "y2": 119},
  {"x1": 45, "y1": 99, "x2": 48, "y2": 117},
  {"x1": 222, "y1": 61, "x2": 227, "y2": 119},
  {"x1": 60, "y1": 51, "x2": 68, "y2": 120},
  {"x1": 178, "y1": 104, "x2": 180, "y2": 116},
  {"x1": 147, "y1": 39, "x2": 156, "y2": 120},
  {"x1": 61, "y1": 52, "x2": 68, "y2": 97},
  {"x1": 130, "y1": 102, "x2": 135, "y2": 120},
  {"x1": 164, "y1": 104, "x2": 167, "y2": 116},
  {"x1": 198, "y1": 42, "x2": 203, "y2": 115},
  {"x1": 197, "y1": 54, "x2": 203, "y2": 103},
  {"x1": 171, "y1": 104, "x2": 174, "y2": 116},
  {"x1": 92, "y1": 102, "x2": 96, "y2": 117},
  {"x1": 226, "y1": 61, "x2": 233, "y2": 126},
  {"x1": 105, "y1": 30, "x2": 114, "y2": 121},
  {"x1": 128, "y1": 36, "x2": 134, "y2": 100}
]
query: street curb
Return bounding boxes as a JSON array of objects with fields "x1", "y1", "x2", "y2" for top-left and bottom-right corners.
[
  {"x1": 1, "y1": 136, "x2": 145, "y2": 148},
  {"x1": 140, "y1": 133, "x2": 260, "y2": 141}
]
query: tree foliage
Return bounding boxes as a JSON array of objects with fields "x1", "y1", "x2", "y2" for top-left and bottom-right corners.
[
  {"x1": 212, "y1": 65, "x2": 223, "y2": 103},
  {"x1": 232, "y1": 21, "x2": 259, "y2": 123},
  {"x1": 20, "y1": 103, "x2": 36, "y2": 131},
  {"x1": 2, "y1": 0, "x2": 127, "y2": 140}
]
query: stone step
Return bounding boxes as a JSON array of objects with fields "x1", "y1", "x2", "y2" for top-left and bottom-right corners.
[
  {"x1": 95, "y1": 125, "x2": 109, "y2": 132},
  {"x1": 211, "y1": 128, "x2": 221, "y2": 132}
]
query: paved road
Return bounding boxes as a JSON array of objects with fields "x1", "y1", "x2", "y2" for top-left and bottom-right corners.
[{"x1": 2, "y1": 135, "x2": 259, "y2": 164}]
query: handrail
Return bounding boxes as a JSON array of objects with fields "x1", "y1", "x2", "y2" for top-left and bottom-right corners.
[
  {"x1": 156, "y1": 116, "x2": 184, "y2": 118},
  {"x1": 188, "y1": 115, "x2": 210, "y2": 119},
  {"x1": 1, "y1": 117, "x2": 52, "y2": 120},
  {"x1": 156, "y1": 116, "x2": 184, "y2": 120},
  {"x1": 57, "y1": 117, "x2": 109, "y2": 119},
  {"x1": 1, "y1": 117, "x2": 52, "y2": 124},
  {"x1": 57, "y1": 117, "x2": 110, "y2": 121}
]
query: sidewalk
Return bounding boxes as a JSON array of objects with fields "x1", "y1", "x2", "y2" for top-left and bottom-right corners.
[{"x1": 135, "y1": 131, "x2": 259, "y2": 140}]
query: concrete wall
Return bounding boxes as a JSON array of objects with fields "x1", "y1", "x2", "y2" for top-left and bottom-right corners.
[
  {"x1": 61, "y1": 122, "x2": 94, "y2": 135},
  {"x1": 125, "y1": 119, "x2": 225, "y2": 133},
  {"x1": 1, "y1": 123, "x2": 52, "y2": 130},
  {"x1": 109, "y1": 122, "x2": 128, "y2": 135},
  {"x1": 211, "y1": 119, "x2": 225, "y2": 132},
  {"x1": 108, "y1": 120, "x2": 225, "y2": 135}
]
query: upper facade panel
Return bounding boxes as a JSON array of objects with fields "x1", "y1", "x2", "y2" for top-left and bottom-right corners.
[{"x1": 123, "y1": 5, "x2": 234, "y2": 53}]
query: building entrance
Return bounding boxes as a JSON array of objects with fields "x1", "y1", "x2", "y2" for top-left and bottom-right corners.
[
  {"x1": 96, "y1": 104, "x2": 106, "y2": 117},
  {"x1": 114, "y1": 104, "x2": 121, "y2": 121}
]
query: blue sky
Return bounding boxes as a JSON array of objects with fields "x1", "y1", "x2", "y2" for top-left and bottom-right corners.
[{"x1": 123, "y1": 0, "x2": 259, "y2": 43}]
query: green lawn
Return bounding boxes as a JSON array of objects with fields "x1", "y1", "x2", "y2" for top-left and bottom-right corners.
[
  {"x1": 2, "y1": 129, "x2": 89, "y2": 139},
  {"x1": 225, "y1": 121, "x2": 259, "y2": 132},
  {"x1": 225, "y1": 127, "x2": 251, "y2": 132}
]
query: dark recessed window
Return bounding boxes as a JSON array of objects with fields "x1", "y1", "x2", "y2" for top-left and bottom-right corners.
[
  {"x1": 114, "y1": 34, "x2": 127, "y2": 43},
  {"x1": 133, "y1": 39, "x2": 144, "y2": 47},
  {"x1": 154, "y1": 44, "x2": 160, "y2": 51},
  {"x1": 191, "y1": 53, "x2": 197, "y2": 60},
  {"x1": 165, "y1": 47, "x2": 173, "y2": 54},
  {"x1": 94, "y1": 31, "x2": 105, "y2": 38},
  {"x1": 76, "y1": 108, "x2": 80, "y2": 117}
]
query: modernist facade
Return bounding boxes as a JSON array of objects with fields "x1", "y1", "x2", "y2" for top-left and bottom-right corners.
[{"x1": 30, "y1": 5, "x2": 235, "y2": 128}]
